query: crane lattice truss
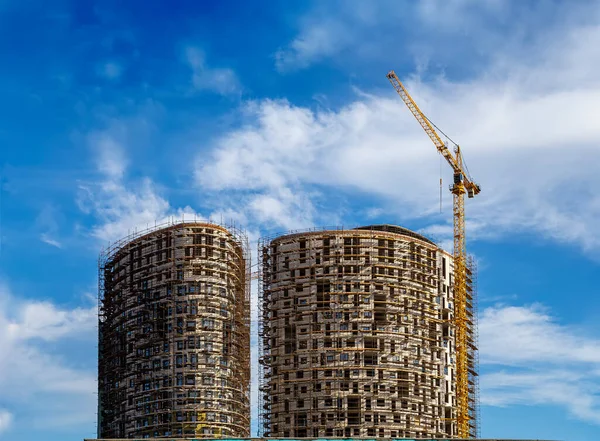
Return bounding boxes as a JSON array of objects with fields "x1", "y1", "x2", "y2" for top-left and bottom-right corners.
[{"x1": 387, "y1": 70, "x2": 481, "y2": 438}]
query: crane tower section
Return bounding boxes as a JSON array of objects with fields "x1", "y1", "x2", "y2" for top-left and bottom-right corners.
[{"x1": 387, "y1": 70, "x2": 480, "y2": 438}]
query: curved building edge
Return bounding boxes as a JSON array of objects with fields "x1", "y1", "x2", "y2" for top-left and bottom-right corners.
[
  {"x1": 257, "y1": 225, "x2": 476, "y2": 439},
  {"x1": 98, "y1": 221, "x2": 251, "y2": 439}
]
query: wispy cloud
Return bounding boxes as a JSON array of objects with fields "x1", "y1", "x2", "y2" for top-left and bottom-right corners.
[
  {"x1": 274, "y1": 0, "x2": 515, "y2": 72},
  {"x1": 248, "y1": 187, "x2": 316, "y2": 231},
  {"x1": 480, "y1": 304, "x2": 600, "y2": 365},
  {"x1": 198, "y1": 14, "x2": 600, "y2": 255},
  {"x1": 193, "y1": 98, "x2": 344, "y2": 230},
  {"x1": 5, "y1": 297, "x2": 96, "y2": 342},
  {"x1": 91, "y1": 132, "x2": 128, "y2": 180},
  {"x1": 273, "y1": 0, "x2": 389, "y2": 72},
  {"x1": 40, "y1": 233, "x2": 62, "y2": 248},
  {"x1": 0, "y1": 282, "x2": 97, "y2": 435},
  {"x1": 275, "y1": 17, "x2": 352, "y2": 72},
  {"x1": 36, "y1": 204, "x2": 63, "y2": 248},
  {"x1": 0, "y1": 410, "x2": 12, "y2": 435},
  {"x1": 185, "y1": 47, "x2": 241, "y2": 96},
  {"x1": 482, "y1": 369, "x2": 600, "y2": 425},
  {"x1": 479, "y1": 303, "x2": 600, "y2": 425},
  {"x1": 79, "y1": 126, "x2": 204, "y2": 244}
]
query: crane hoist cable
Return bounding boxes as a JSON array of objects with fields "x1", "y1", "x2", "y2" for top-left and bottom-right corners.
[{"x1": 425, "y1": 109, "x2": 476, "y2": 190}]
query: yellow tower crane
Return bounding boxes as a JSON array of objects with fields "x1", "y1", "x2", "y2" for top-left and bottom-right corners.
[{"x1": 386, "y1": 70, "x2": 481, "y2": 438}]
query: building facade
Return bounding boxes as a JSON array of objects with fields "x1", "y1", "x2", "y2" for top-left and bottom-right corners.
[
  {"x1": 98, "y1": 222, "x2": 250, "y2": 439},
  {"x1": 258, "y1": 225, "x2": 478, "y2": 439}
]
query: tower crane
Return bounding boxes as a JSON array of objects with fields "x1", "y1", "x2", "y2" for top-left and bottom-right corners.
[{"x1": 386, "y1": 70, "x2": 480, "y2": 438}]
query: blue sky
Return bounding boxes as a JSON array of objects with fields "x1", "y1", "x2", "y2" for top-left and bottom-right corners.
[{"x1": 1, "y1": 0, "x2": 600, "y2": 440}]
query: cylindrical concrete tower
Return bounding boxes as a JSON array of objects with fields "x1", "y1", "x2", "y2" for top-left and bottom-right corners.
[
  {"x1": 258, "y1": 225, "x2": 478, "y2": 439},
  {"x1": 98, "y1": 221, "x2": 250, "y2": 439}
]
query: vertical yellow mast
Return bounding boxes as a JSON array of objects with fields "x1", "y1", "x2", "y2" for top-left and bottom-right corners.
[{"x1": 386, "y1": 71, "x2": 480, "y2": 438}]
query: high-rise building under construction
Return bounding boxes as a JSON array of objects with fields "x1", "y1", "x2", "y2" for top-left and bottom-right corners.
[
  {"x1": 258, "y1": 225, "x2": 479, "y2": 439},
  {"x1": 98, "y1": 221, "x2": 250, "y2": 439}
]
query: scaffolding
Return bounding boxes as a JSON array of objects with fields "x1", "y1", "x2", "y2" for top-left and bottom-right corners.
[
  {"x1": 98, "y1": 220, "x2": 250, "y2": 439},
  {"x1": 467, "y1": 255, "x2": 480, "y2": 438},
  {"x1": 258, "y1": 225, "x2": 470, "y2": 439}
]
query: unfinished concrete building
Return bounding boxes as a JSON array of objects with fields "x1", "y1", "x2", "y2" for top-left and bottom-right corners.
[
  {"x1": 98, "y1": 221, "x2": 250, "y2": 439},
  {"x1": 258, "y1": 225, "x2": 479, "y2": 439}
]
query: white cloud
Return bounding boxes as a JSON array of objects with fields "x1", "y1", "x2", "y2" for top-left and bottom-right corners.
[
  {"x1": 79, "y1": 176, "x2": 171, "y2": 242},
  {"x1": 92, "y1": 133, "x2": 128, "y2": 179},
  {"x1": 198, "y1": 15, "x2": 600, "y2": 255},
  {"x1": 479, "y1": 304, "x2": 600, "y2": 425},
  {"x1": 40, "y1": 233, "x2": 62, "y2": 248},
  {"x1": 274, "y1": 0, "x2": 516, "y2": 72},
  {"x1": 36, "y1": 204, "x2": 64, "y2": 248},
  {"x1": 186, "y1": 47, "x2": 241, "y2": 96},
  {"x1": 79, "y1": 128, "x2": 204, "y2": 244},
  {"x1": 480, "y1": 304, "x2": 600, "y2": 365},
  {"x1": 416, "y1": 0, "x2": 508, "y2": 30},
  {"x1": 275, "y1": 18, "x2": 352, "y2": 72},
  {"x1": 481, "y1": 369, "x2": 600, "y2": 426},
  {"x1": 6, "y1": 298, "x2": 96, "y2": 342},
  {"x1": 273, "y1": 0, "x2": 391, "y2": 72},
  {"x1": 0, "y1": 283, "x2": 97, "y2": 432},
  {"x1": 0, "y1": 410, "x2": 12, "y2": 434},
  {"x1": 248, "y1": 187, "x2": 316, "y2": 231}
]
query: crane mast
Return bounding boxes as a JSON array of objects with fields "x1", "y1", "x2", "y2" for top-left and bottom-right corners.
[{"x1": 386, "y1": 70, "x2": 480, "y2": 438}]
